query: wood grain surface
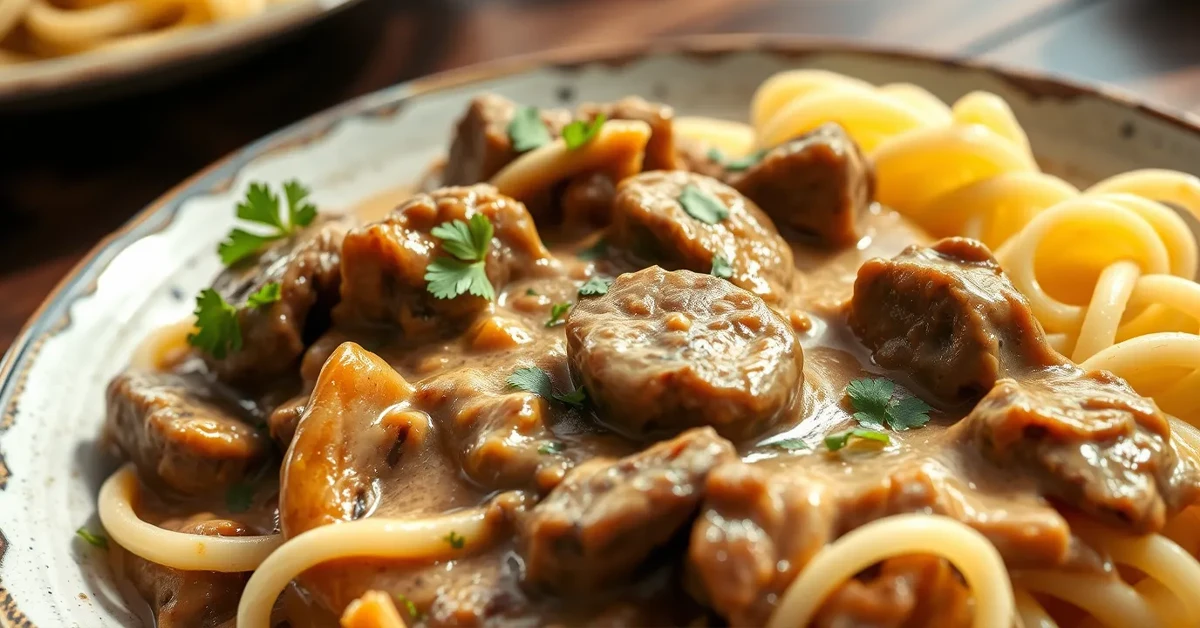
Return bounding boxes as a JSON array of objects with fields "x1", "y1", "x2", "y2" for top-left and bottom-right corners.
[{"x1": 2, "y1": 0, "x2": 1198, "y2": 352}]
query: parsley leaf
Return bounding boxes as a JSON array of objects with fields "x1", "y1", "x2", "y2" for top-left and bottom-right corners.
[
  {"x1": 678, "y1": 184, "x2": 729, "y2": 224},
  {"x1": 708, "y1": 147, "x2": 768, "y2": 172},
  {"x1": 526, "y1": 288, "x2": 539, "y2": 296},
  {"x1": 75, "y1": 527, "x2": 108, "y2": 549},
  {"x1": 846, "y1": 378, "x2": 894, "y2": 429},
  {"x1": 226, "y1": 482, "x2": 254, "y2": 513},
  {"x1": 579, "y1": 276, "x2": 611, "y2": 297},
  {"x1": 546, "y1": 302, "x2": 572, "y2": 327},
  {"x1": 578, "y1": 238, "x2": 609, "y2": 260},
  {"x1": 538, "y1": 441, "x2": 565, "y2": 455},
  {"x1": 824, "y1": 428, "x2": 890, "y2": 451},
  {"x1": 395, "y1": 594, "x2": 421, "y2": 620},
  {"x1": 425, "y1": 214, "x2": 495, "y2": 301},
  {"x1": 218, "y1": 180, "x2": 319, "y2": 266},
  {"x1": 246, "y1": 283, "x2": 281, "y2": 309},
  {"x1": 769, "y1": 438, "x2": 809, "y2": 451},
  {"x1": 563, "y1": 113, "x2": 606, "y2": 150},
  {"x1": 186, "y1": 289, "x2": 242, "y2": 359},
  {"x1": 425, "y1": 258, "x2": 494, "y2": 301},
  {"x1": 444, "y1": 531, "x2": 465, "y2": 549},
  {"x1": 886, "y1": 395, "x2": 933, "y2": 430},
  {"x1": 552, "y1": 388, "x2": 588, "y2": 409},
  {"x1": 711, "y1": 254, "x2": 734, "y2": 279},
  {"x1": 507, "y1": 367, "x2": 588, "y2": 409},
  {"x1": 508, "y1": 106, "x2": 553, "y2": 153}
]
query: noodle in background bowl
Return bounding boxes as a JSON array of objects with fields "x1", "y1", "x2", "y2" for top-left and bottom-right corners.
[
  {"x1": 0, "y1": 0, "x2": 358, "y2": 107},
  {"x1": 2, "y1": 35, "x2": 1200, "y2": 626}
]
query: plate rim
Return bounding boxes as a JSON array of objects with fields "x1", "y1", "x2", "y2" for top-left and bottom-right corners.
[{"x1": 4, "y1": 31, "x2": 1200, "y2": 626}]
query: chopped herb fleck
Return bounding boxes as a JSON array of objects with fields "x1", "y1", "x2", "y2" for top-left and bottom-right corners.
[
  {"x1": 844, "y1": 378, "x2": 932, "y2": 431},
  {"x1": 711, "y1": 254, "x2": 734, "y2": 279},
  {"x1": 507, "y1": 367, "x2": 588, "y2": 409},
  {"x1": 507, "y1": 106, "x2": 552, "y2": 153},
  {"x1": 394, "y1": 594, "x2": 421, "y2": 620},
  {"x1": 246, "y1": 282, "x2": 281, "y2": 309},
  {"x1": 824, "y1": 428, "x2": 890, "y2": 451},
  {"x1": 678, "y1": 184, "x2": 729, "y2": 224},
  {"x1": 526, "y1": 288, "x2": 539, "y2": 296},
  {"x1": 538, "y1": 441, "x2": 565, "y2": 455},
  {"x1": 444, "y1": 530, "x2": 466, "y2": 549},
  {"x1": 75, "y1": 527, "x2": 108, "y2": 549},
  {"x1": 708, "y1": 147, "x2": 768, "y2": 172},
  {"x1": 552, "y1": 387, "x2": 588, "y2": 409},
  {"x1": 546, "y1": 302, "x2": 572, "y2": 327},
  {"x1": 769, "y1": 438, "x2": 809, "y2": 451},
  {"x1": 578, "y1": 276, "x2": 611, "y2": 297},
  {"x1": 562, "y1": 112, "x2": 606, "y2": 150}
]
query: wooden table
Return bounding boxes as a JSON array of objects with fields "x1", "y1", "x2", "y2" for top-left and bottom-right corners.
[{"x1": 2, "y1": 0, "x2": 1199, "y2": 352}]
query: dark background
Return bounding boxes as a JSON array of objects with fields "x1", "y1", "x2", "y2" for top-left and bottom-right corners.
[{"x1": 3, "y1": 0, "x2": 1199, "y2": 351}]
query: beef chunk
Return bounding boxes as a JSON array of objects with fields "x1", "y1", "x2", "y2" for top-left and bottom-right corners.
[
  {"x1": 959, "y1": 368, "x2": 1200, "y2": 532},
  {"x1": 577, "y1": 96, "x2": 680, "y2": 171},
  {"x1": 205, "y1": 218, "x2": 347, "y2": 385},
  {"x1": 444, "y1": 94, "x2": 571, "y2": 185},
  {"x1": 121, "y1": 516, "x2": 254, "y2": 628},
  {"x1": 732, "y1": 123, "x2": 874, "y2": 247},
  {"x1": 675, "y1": 135, "x2": 729, "y2": 181},
  {"x1": 337, "y1": 185, "x2": 550, "y2": 336},
  {"x1": 849, "y1": 237, "x2": 1067, "y2": 403},
  {"x1": 567, "y1": 267, "x2": 803, "y2": 440},
  {"x1": 105, "y1": 371, "x2": 268, "y2": 494},
  {"x1": 519, "y1": 427, "x2": 736, "y2": 593},
  {"x1": 561, "y1": 172, "x2": 618, "y2": 227},
  {"x1": 609, "y1": 170, "x2": 795, "y2": 304},
  {"x1": 812, "y1": 556, "x2": 973, "y2": 628}
]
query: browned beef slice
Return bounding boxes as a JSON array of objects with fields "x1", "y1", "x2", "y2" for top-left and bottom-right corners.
[
  {"x1": 267, "y1": 392, "x2": 306, "y2": 448},
  {"x1": 675, "y1": 135, "x2": 729, "y2": 181},
  {"x1": 105, "y1": 371, "x2": 268, "y2": 494},
  {"x1": 959, "y1": 368, "x2": 1200, "y2": 533},
  {"x1": 731, "y1": 123, "x2": 874, "y2": 248},
  {"x1": 444, "y1": 94, "x2": 571, "y2": 185},
  {"x1": 518, "y1": 427, "x2": 737, "y2": 593},
  {"x1": 205, "y1": 219, "x2": 348, "y2": 385},
  {"x1": 849, "y1": 237, "x2": 1067, "y2": 403},
  {"x1": 567, "y1": 267, "x2": 803, "y2": 440},
  {"x1": 577, "y1": 96, "x2": 680, "y2": 171},
  {"x1": 609, "y1": 170, "x2": 795, "y2": 304},
  {"x1": 122, "y1": 517, "x2": 254, "y2": 628},
  {"x1": 336, "y1": 185, "x2": 550, "y2": 335},
  {"x1": 812, "y1": 556, "x2": 973, "y2": 628},
  {"x1": 561, "y1": 172, "x2": 617, "y2": 228}
]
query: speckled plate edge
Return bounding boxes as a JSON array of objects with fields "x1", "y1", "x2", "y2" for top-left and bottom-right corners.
[{"x1": 5, "y1": 33, "x2": 1200, "y2": 627}]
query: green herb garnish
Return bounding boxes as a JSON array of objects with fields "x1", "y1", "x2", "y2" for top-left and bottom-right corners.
[
  {"x1": 678, "y1": 184, "x2": 729, "y2": 224},
  {"x1": 395, "y1": 594, "x2": 421, "y2": 620},
  {"x1": 579, "y1": 276, "x2": 611, "y2": 297},
  {"x1": 769, "y1": 438, "x2": 809, "y2": 451},
  {"x1": 538, "y1": 441, "x2": 566, "y2": 455},
  {"x1": 507, "y1": 367, "x2": 588, "y2": 409},
  {"x1": 824, "y1": 428, "x2": 890, "y2": 451},
  {"x1": 75, "y1": 527, "x2": 108, "y2": 549},
  {"x1": 508, "y1": 106, "x2": 552, "y2": 153},
  {"x1": 562, "y1": 113, "x2": 606, "y2": 150},
  {"x1": 708, "y1": 147, "x2": 768, "y2": 172},
  {"x1": 246, "y1": 282, "x2": 281, "y2": 309},
  {"x1": 187, "y1": 289, "x2": 242, "y2": 359},
  {"x1": 425, "y1": 213, "x2": 495, "y2": 301},
  {"x1": 526, "y1": 288, "x2": 539, "y2": 296},
  {"x1": 546, "y1": 302, "x2": 572, "y2": 327},
  {"x1": 845, "y1": 377, "x2": 932, "y2": 431},
  {"x1": 444, "y1": 531, "x2": 466, "y2": 549},
  {"x1": 711, "y1": 254, "x2": 734, "y2": 279},
  {"x1": 217, "y1": 180, "x2": 318, "y2": 266}
]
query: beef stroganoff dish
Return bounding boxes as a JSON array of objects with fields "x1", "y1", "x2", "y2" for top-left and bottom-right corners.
[{"x1": 86, "y1": 69, "x2": 1200, "y2": 628}]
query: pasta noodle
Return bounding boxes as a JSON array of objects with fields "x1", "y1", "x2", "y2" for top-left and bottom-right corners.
[{"x1": 0, "y1": 0, "x2": 294, "y2": 63}]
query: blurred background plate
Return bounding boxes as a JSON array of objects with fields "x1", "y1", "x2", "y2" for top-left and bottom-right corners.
[{"x1": 0, "y1": 0, "x2": 359, "y2": 108}]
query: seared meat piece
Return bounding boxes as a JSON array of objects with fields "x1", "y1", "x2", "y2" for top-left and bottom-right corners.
[
  {"x1": 959, "y1": 368, "x2": 1200, "y2": 532},
  {"x1": 567, "y1": 267, "x2": 803, "y2": 440},
  {"x1": 675, "y1": 135, "x2": 729, "y2": 181},
  {"x1": 444, "y1": 94, "x2": 572, "y2": 185},
  {"x1": 577, "y1": 96, "x2": 680, "y2": 171},
  {"x1": 266, "y1": 393, "x2": 306, "y2": 448},
  {"x1": 337, "y1": 185, "x2": 550, "y2": 336},
  {"x1": 609, "y1": 171, "x2": 795, "y2": 304},
  {"x1": 812, "y1": 556, "x2": 973, "y2": 628},
  {"x1": 205, "y1": 219, "x2": 348, "y2": 385},
  {"x1": 105, "y1": 370, "x2": 268, "y2": 494},
  {"x1": 518, "y1": 427, "x2": 736, "y2": 593},
  {"x1": 561, "y1": 172, "x2": 618, "y2": 228},
  {"x1": 121, "y1": 516, "x2": 255, "y2": 628},
  {"x1": 849, "y1": 237, "x2": 1067, "y2": 403},
  {"x1": 731, "y1": 123, "x2": 874, "y2": 247}
]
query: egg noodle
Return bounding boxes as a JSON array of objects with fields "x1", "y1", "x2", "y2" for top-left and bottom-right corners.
[
  {"x1": 0, "y1": 0, "x2": 293, "y2": 63},
  {"x1": 95, "y1": 69, "x2": 1200, "y2": 628}
]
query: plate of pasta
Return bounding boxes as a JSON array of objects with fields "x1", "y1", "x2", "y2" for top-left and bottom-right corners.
[
  {"x1": 4, "y1": 35, "x2": 1200, "y2": 628},
  {"x1": 0, "y1": 0, "x2": 356, "y2": 103}
]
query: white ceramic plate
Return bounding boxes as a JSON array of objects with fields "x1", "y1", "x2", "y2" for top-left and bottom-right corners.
[
  {"x1": 4, "y1": 35, "x2": 1200, "y2": 627},
  {"x1": 0, "y1": 0, "x2": 358, "y2": 107}
]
